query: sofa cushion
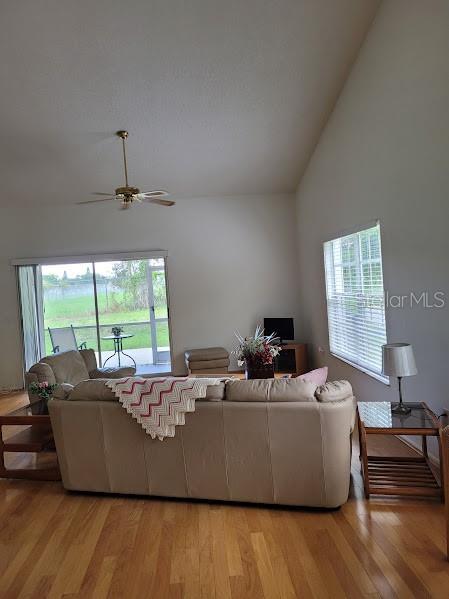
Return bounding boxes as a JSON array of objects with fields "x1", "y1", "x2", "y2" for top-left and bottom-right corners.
[
  {"x1": 69, "y1": 379, "x2": 117, "y2": 401},
  {"x1": 203, "y1": 382, "x2": 226, "y2": 401},
  {"x1": 41, "y1": 350, "x2": 90, "y2": 385},
  {"x1": 315, "y1": 380, "x2": 353, "y2": 403},
  {"x1": 53, "y1": 383, "x2": 74, "y2": 400},
  {"x1": 185, "y1": 347, "x2": 229, "y2": 362},
  {"x1": 190, "y1": 366, "x2": 229, "y2": 374},
  {"x1": 297, "y1": 366, "x2": 328, "y2": 386},
  {"x1": 226, "y1": 379, "x2": 270, "y2": 402},
  {"x1": 191, "y1": 376, "x2": 229, "y2": 400},
  {"x1": 29, "y1": 362, "x2": 56, "y2": 386},
  {"x1": 225, "y1": 378, "x2": 316, "y2": 402},
  {"x1": 90, "y1": 367, "x2": 136, "y2": 379},
  {"x1": 269, "y1": 378, "x2": 317, "y2": 402},
  {"x1": 79, "y1": 348, "x2": 97, "y2": 373},
  {"x1": 69, "y1": 378, "x2": 226, "y2": 403},
  {"x1": 188, "y1": 358, "x2": 230, "y2": 370}
]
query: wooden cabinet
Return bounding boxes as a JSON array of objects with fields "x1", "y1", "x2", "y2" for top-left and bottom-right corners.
[{"x1": 277, "y1": 343, "x2": 308, "y2": 376}]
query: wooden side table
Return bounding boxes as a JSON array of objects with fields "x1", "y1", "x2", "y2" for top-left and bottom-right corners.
[
  {"x1": 441, "y1": 426, "x2": 449, "y2": 559},
  {"x1": 357, "y1": 401, "x2": 442, "y2": 499},
  {"x1": 0, "y1": 399, "x2": 61, "y2": 481}
]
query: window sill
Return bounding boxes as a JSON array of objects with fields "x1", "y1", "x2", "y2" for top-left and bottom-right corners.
[{"x1": 330, "y1": 353, "x2": 390, "y2": 385}]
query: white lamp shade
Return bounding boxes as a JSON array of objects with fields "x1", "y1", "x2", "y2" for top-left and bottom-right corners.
[{"x1": 382, "y1": 343, "x2": 417, "y2": 377}]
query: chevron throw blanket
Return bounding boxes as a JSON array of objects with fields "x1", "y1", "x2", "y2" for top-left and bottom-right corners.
[{"x1": 105, "y1": 376, "x2": 223, "y2": 440}]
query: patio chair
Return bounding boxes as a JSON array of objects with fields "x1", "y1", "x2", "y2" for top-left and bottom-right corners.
[{"x1": 49, "y1": 325, "x2": 87, "y2": 354}]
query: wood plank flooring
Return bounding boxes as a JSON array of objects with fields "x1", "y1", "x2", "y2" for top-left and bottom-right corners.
[{"x1": 0, "y1": 392, "x2": 448, "y2": 598}]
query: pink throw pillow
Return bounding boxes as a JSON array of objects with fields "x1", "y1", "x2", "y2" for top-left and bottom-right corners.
[{"x1": 298, "y1": 367, "x2": 328, "y2": 386}]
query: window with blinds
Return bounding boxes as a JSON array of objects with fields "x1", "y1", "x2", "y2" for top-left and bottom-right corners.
[{"x1": 323, "y1": 223, "x2": 387, "y2": 380}]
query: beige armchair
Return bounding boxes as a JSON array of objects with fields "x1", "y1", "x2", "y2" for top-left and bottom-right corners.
[{"x1": 25, "y1": 349, "x2": 135, "y2": 402}]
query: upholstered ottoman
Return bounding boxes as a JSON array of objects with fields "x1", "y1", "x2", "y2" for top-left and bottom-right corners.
[{"x1": 184, "y1": 347, "x2": 230, "y2": 374}]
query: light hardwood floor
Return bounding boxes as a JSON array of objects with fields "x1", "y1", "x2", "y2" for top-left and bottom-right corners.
[{"x1": 0, "y1": 392, "x2": 448, "y2": 598}]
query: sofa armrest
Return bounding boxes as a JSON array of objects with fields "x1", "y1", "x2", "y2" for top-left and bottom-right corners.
[
  {"x1": 89, "y1": 367, "x2": 136, "y2": 379},
  {"x1": 79, "y1": 348, "x2": 97, "y2": 373},
  {"x1": 53, "y1": 383, "x2": 75, "y2": 400},
  {"x1": 24, "y1": 371, "x2": 40, "y2": 403},
  {"x1": 25, "y1": 371, "x2": 38, "y2": 386}
]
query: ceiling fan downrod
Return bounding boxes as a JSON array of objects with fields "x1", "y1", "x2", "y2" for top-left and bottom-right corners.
[{"x1": 116, "y1": 130, "x2": 129, "y2": 188}]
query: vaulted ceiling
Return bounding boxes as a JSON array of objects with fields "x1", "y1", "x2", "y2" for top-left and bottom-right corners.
[{"x1": 1, "y1": 0, "x2": 379, "y2": 204}]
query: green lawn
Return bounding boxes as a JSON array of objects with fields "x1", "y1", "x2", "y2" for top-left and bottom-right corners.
[
  {"x1": 44, "y1": 289, "x2": 167, "y2": 324},
  {"x1": 43, "y1": 289, "x2": 169, "y2": 355}
]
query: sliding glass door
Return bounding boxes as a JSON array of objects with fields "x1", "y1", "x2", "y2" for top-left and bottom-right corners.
[
  {"x1": 41, "y1": 263, "x2": 98, "y2": 356},
  {"x1": 96, "y1": 260, "x2": 154, "y2": 371},
  {"x1": 17, "y1": 253, "x2": 172, "y2": 375}
]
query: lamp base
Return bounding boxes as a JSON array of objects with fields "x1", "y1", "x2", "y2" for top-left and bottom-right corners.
[{"x1": 391, "y1": 402, "x2": 411, "y2": 415}]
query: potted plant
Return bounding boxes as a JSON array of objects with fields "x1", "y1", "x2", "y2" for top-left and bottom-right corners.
[
  {"x1": 234, "y1": 326, "x2": 281, "y2": 379},
  {"x1": 111, "y1": 326, "x2": 124, "y2": 337},
  {"x1": 29, "y1": 381, "x2": 56, "y2": 402}
]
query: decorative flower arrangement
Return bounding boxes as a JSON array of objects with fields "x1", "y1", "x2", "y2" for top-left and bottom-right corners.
[
  {"x1": 234, "y1": 325, "x2": 281, "y2": 368},
  {"x1": 29, "y1": 381, "x2": 57, "y2": 401},
  {"x1": 111, "y1": 326, "x2": 124, "y2": 337}
]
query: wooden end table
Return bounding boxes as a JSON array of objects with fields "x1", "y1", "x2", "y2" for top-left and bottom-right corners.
[
  {"x1": 357, "y1": 401, "x2": 443, "y2": 499},
  {"x1": 0, "y1": 399, "x2": 61, "y2": 481}
]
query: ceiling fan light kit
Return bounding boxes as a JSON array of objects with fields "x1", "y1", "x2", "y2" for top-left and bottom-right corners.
[{"x1": 77, "y1": 130, "x2": 175, "y2": 209}]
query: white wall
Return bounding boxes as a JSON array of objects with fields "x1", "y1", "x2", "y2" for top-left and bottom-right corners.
[
  {"x1": 0, "y1": 194, "x2": 300, "y2": 390},
  {"x1": 296, "y1": 0, "x2": 449, "y2": 422}
]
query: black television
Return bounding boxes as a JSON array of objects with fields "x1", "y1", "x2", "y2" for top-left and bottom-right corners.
[{"x1": 263, "y1": 318, "x2": 294, "y2": 344}]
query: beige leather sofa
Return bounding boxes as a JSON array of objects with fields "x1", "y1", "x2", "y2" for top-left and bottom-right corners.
[
  {"x1": 49, "y1": 378, "x2": 355, "y2": 508},
  {"x1": 25, "y1": 349, "x2": 135, "y2": 402}
]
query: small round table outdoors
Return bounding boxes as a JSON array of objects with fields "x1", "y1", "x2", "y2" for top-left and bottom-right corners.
[{"x1": 101, "y1": 333, "x2": 136, "y2": 368}]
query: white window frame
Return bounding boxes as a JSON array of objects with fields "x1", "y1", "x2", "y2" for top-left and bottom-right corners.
[
  {"x1": 323, "y1": 222, "x2": 388, "y2": 383},
  {"x1": 11, "y1": 249, "x2": 168, "y2": 266}
]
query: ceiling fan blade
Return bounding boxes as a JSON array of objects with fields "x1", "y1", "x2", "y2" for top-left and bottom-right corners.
[
  {"x1": 140, "y1": 190, "x2": 169, "y2": 197},
  {"x1": 92, "y1": 192, "x2": 116, "y2": 196},
  {"x1": 76, "y1": 197, "x2": 116, "y2": 205},
  {"x1": 145, "y1": 197, "x2": 176, "y2": 207}
]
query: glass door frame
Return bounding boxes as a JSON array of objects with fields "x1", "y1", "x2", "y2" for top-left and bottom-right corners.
[
  {"x1": 146, "y1": 260, "x2": 171, "y2": 365},
  {"x1": 14, "y1": 250, "x2": 172, "y2": 374}
]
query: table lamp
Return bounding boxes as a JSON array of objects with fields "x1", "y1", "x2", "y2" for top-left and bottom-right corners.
[{"x1": 382, "y1": 343, "x2": 417, "y2": 415}]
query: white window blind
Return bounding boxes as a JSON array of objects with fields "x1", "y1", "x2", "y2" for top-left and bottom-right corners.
[{"x1": 323, "y1": 223, "x2": 387, "y2": 379}]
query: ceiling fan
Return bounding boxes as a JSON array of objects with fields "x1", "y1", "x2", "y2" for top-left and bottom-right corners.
[{"x1": 77, "y1": 130, "x2": 175, "y2": 209}]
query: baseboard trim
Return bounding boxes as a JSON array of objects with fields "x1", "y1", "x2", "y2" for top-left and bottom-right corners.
[{"x1": 0, "y1": 387, "x2": 24, "y2": 395}]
